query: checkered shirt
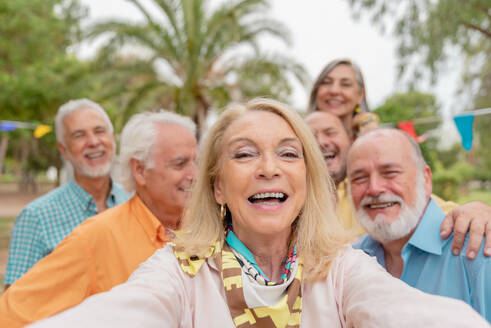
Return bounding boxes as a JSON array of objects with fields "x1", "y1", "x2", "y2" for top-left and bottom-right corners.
[{"x1": 4, "y1": 179, "x2": 129, "y2": 284}]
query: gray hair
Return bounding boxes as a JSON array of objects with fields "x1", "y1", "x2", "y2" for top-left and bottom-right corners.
[
  {"x1": 119, "y1": 110, "x2": 196, "y2": 192},
  {"x1": 308, "y1": 58, "x2": 369, "y2": 113},
  {"x1": 353, "y1": 128, "x2": 427, "y2": 170},
  {"x1": 55, "y1": 99, "x2": 114, "y2": 146}
]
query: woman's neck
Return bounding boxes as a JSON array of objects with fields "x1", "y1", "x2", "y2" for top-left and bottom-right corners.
[
  {"x1": 339, "y1": 114, "x2": 353, "y2": 138},
  {"x1": 233, "y1": 228, "x2": 290, "y2": 281}
]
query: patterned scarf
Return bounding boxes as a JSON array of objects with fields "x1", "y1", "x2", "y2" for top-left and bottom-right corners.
[
  {"x1": 226, "y1": 230, "x2": 298, "y2": 286},
  {"x1": 174, "y1": 240, "x2": 303, "y2": 328}
]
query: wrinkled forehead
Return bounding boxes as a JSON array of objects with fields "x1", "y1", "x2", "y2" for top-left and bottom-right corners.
[
  {"x1": 224, "y1": 109, "x2": 297, "y2": 141},
  {"x1": 323, "y1": 63, "x2": 357, "y2": 80},
  {"x1": 348, "y1": 133, "x2": 414, "y2": 170},
  {"x1": 154, "y1": 123, "x2": 197, "y2": 153},
  {"x1": 305, "y1": 112, "x2": 344, "y2": 130},
  {"x1": 64, "y1": 107, "x2": 109, "y2": 130}
]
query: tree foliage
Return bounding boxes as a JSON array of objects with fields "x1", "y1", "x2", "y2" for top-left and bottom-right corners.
[
  {"x1": 0, "y1": 0, "x2": 91, "y2": 122},
  {"x1": 87, "y1": 0, "x2": 309, "y2": 135},
  {"x1": 346, "y1": 0, "x2": 490, "y2": 84},
  {"x1": 374, "y1": 90, "x2": 441, "y2": 170},
  {"x1": 0, "y1": 0, "x2": 94, "y2": 178},
  {"x1": 374, "y1": 90, "x2": 440, "y2": 123}
]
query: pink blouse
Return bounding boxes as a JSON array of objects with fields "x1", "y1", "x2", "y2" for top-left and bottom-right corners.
[{"x1": 30, "y1": 245, "x2": 489, "y2": 327}]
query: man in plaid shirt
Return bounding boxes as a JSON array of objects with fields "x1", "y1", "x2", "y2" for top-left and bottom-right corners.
[{"x1": 4, "y1": 99, "x2": 129, "y2": 287}]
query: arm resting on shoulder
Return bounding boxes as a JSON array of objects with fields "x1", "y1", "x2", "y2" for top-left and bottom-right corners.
[{"x1": 439, "y1": 200, "x2": 491, "y2": 258}]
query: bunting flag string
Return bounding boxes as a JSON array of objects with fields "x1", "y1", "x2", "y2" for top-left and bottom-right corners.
[
  {"x1": 0, "y1": 120, "x2": 52, "y2": 138},
  {"x1": 381, "y1": 107, "x2": 491, "y2": 151}
]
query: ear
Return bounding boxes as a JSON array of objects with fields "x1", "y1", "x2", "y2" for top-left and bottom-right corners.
[
  {"x1": 423, "y1": 165, "x2": 432, "y2": 198},
  {"x1": 57, "y1": 143, "x2": 69, "y2": 161},
  {"x1": 130, "y1": 158, "x2": 146, "y2": 187},
  {"x1": 213, "y1": 176, "x2": 225, "y2": 205}
]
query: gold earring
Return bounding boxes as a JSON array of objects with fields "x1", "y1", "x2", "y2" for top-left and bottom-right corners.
[{"x1": 220, "y1": 204, "x2": 226, "y2": 220}]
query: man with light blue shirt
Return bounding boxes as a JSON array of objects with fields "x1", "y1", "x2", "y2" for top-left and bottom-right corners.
[
  {"x1": 4, "y1": 99, "x2": 129, "y2": 288},
  {"x1": 348, "y1": 128, "x2": 490, "y2": 321}
]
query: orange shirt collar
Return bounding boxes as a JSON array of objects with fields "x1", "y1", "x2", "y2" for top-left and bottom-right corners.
[{"x1": 130, "y1": 195, "x2": 169, "y2": 245}]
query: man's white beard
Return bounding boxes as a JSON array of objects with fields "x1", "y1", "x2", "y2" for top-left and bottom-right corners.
[
  {"x1": 66, "y1": 148, "x2": 114, "y2": 179},
  {"x1": 351, "y1": 172, "x2": 428, "y2": 243}
]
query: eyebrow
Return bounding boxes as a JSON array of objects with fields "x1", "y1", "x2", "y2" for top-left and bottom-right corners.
[
  {"x1": 69, "y1": 129, "x2": 85, "y2": 137},
  {"x1": 348, "y1": 168, "x2": 365, "y2": 177},
  {"x1": 279, "y1": 137, "x2": 301, "y2": 145},
  {"x1": 168, "y1": 155, "x2": 190, "y2": 163},
  {"x1": 69, "y1": 124, "x2": 107, "y2": 135},
  {"x1": 227, "y1": 137, "x2": 255, "y2": 148},
  {"x1": 348, "y1": 163, "x2": 402, "y2": 176},
  {"x1": 379, "y1": 163, "x2": 403, "y2": 170},
  {"x1": 227, "y1": 137, "x2": 301, "y2": 147},
  {"x1": 322, "y1": 127, "x2": 336, "y2": 133}
]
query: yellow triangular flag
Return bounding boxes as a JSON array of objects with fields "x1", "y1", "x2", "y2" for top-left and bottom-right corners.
[{"x1": 33, "y1": 125, "x2": 52, "y2": 138}]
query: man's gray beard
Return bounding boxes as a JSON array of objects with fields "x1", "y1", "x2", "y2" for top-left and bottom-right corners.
[
  {"x1": 351, "y1": 172, "x2": 428, "y2": 243},
  {"x1": 66, "y1": 149, "x2": 114, "y2": 179},
  {"x1": 330, "y1": 165, "x2": 347, "y2": 185}
]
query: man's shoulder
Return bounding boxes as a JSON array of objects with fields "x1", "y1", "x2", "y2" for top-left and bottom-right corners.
[
  {"x1": 72, "y1": 200, "x2": 131, "y2": 236},
  {"x1": 77, "y1": 201, "x2": 128, "y2": 227},
  {"x1": 352, "y1": 234, "x2": 374, "y2": 250},
  {"x1": 441, "y1": 234, "x2": 490, "y2": 266},
  {"x1": 110, "y1": 182, "x2": 130, "y2": 202},
  {"x1": 21, "y1": 183, "x2": 74, "y2": 214}
]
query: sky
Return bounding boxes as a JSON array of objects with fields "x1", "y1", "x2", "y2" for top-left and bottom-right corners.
[{"x1": 77, "y1": 0, "x2": 464, "y2": 144}]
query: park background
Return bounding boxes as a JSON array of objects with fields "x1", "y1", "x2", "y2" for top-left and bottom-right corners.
[{"x1": 0, "y1": 0, "x2": 490, "y2": 283}]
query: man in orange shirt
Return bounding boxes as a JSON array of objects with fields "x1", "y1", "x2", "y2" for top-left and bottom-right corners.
[{"x1": 0, "y1": 111, "x2": 198, "y2": 326}]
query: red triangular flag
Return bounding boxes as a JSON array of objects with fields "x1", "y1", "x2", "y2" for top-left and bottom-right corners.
[{"x1": 397, "y1": 121, "x2": 426, "y2": 143}]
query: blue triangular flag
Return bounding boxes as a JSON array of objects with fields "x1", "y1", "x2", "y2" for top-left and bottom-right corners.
[
  {"x1": 0, "y1": 122, "x2": 17, "y2": 132},
  {"x1": 453, "y1": 114, "x2": 475, "y2": 151}
]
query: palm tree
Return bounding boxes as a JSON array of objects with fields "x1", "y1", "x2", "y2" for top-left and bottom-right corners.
[{"x1": 88, "y1": 0, "x2": 308, "y2": 136}]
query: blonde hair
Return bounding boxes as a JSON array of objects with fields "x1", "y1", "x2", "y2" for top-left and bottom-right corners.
[{"x1": 175, "y1": 98, "x2": 351, "y2": 281}]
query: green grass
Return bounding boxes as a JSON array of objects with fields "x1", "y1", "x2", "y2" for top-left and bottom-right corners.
[{"x1": 458, "y1": 190, "x2": 491, "y2": 205}]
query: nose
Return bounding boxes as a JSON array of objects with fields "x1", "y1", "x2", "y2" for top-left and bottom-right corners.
[
  {"x1": 87, "y1": 132, "x2": 101, "y2": 147},
  {"x1": 187, "y1": 161, "x2": 198, "y2": 181},
  {"x1": 256, "y1": 153, "x2": 280, "y2": 179},
  {"x1": 327, "y1": 81, "x2": 340, "y2": 94},
  {"x1": 367, "y1": 174, "x2": 384, "y2": 197},
  {"x1": 316, "y1": 132, "x2": 332, "y2": 149}
]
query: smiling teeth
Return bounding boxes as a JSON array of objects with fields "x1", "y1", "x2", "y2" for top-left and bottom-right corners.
[
  {"x1": 368, "y1": 202, "x2": 395, "y2": 209},
  {"x1": 251, "y1": 192, "x2": 284, "y2": 199},
  {"x1": 323, "y1": 152, "x2": 335, "y2": 159},
  {"x1": 86, "y1": 152, "x2": 104, "y2": 159}
]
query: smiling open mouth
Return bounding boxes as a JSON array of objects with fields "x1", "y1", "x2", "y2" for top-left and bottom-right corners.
[
  {"x1": 323, "y1": 152, "x2": 336, "y2": 160},
  {"x1": 85, "y1": 151, "x2": 105, "y2": 159},
  {"x1": 248, "y1": 192, "x2": 288, "y2": 205},
  {"x1": 365, "y1": 202, "x2": 398, "y2": 209}
]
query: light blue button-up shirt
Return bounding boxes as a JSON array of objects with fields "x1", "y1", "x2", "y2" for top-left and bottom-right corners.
[
  {"x1": 354, "y1": 198, "x2": 490, "y2": 321},
  {"x1": 5, "y1": 179, "x2": 129, "y2": 284}
]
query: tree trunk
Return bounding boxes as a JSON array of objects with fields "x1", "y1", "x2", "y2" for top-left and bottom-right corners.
[
  {"x1": 195, "y1": 95, "x2": 210, "y2": 141},
  {"x1": 0, "y1": 135, "x2": 8, "y2": 175}
]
